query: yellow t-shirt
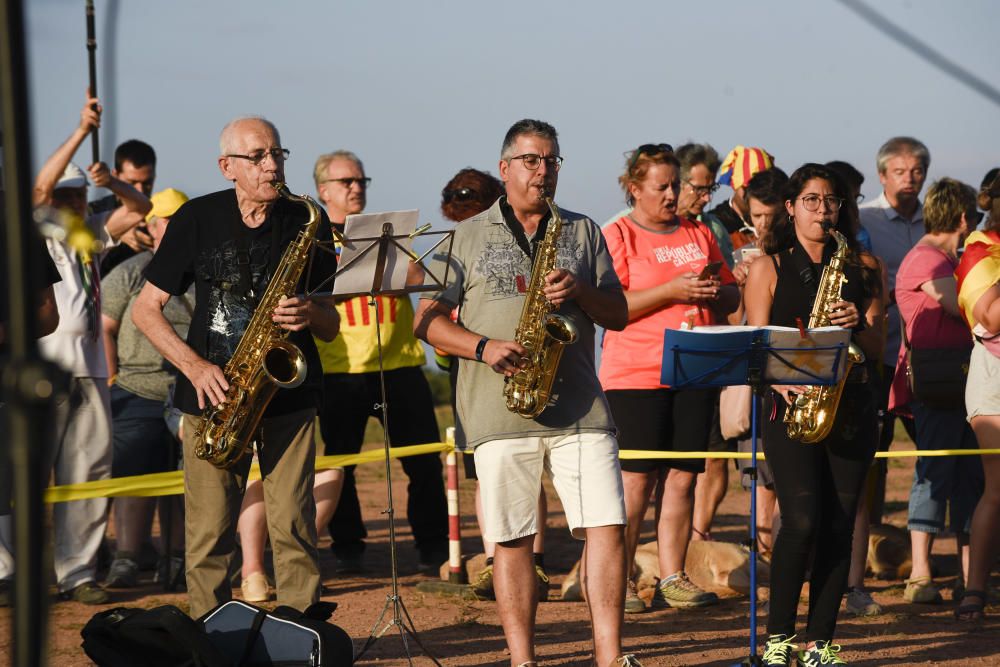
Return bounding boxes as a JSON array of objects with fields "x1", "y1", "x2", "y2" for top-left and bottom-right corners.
[{"x1": 315, "y1": 294, "x2": 426, "y2": 374}]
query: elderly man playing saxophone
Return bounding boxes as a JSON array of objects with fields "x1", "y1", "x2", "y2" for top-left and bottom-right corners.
[
  {"x1": 132, "y1": 116, "x2": 339, "y2": 617},
  {"x1": 415, "y1": 119, "x2": 640, "y2": 667}
]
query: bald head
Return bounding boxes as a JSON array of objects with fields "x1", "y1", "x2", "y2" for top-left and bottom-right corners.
[{"x1": 219, "y1": 116, "x2": 281, "y2": 156}]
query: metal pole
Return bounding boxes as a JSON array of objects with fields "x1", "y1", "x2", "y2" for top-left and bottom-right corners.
[
  {"x1": 1, "y1": 1, "x2": 61, "y2": 665},
  {"x1": 85, "y1": 0, "x2": 99, "y2": 164}
]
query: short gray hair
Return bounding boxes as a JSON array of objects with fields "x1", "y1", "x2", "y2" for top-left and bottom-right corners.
[
  {"x1": 876, "y1": 136, "x2": 930, "y2": 174},
  {"x1": 675, "y1": 143, "x2": 721, "y2": 181},
  {"x1": 218, "y1": 116, "x2": 279, "y2": 155},
  {"x1": 313, "y1": 150, "x2": 365, "y2": 188},
  {"x1": 500, "y1": 119, "x2": 559, "y2": 161}
]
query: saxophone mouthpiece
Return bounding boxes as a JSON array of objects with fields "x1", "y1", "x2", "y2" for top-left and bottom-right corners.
[{"x1": 820, "y1": 220, "x2": 834, "y2": 232}]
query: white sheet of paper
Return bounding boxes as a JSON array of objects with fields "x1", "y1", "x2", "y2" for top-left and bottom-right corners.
[{"x1": 333, "y1": 210, "x2": 419, "y2": 296}]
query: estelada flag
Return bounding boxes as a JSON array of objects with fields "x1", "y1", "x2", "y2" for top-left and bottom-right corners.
[{"x1": 956, "y1": 229, "x2": 1000, "y2": 329}]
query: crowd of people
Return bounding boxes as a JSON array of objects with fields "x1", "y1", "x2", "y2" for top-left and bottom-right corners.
[{"x1": 0, "y1": 90, "x2": 998, "y2": 667}]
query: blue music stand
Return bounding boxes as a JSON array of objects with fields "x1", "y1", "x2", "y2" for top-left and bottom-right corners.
[{"x1": 661, "y1": 327, "x2": 849, "y2": 666}]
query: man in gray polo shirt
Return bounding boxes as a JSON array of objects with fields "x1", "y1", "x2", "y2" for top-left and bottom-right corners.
[
  {"x1": 859, "y1": 136, "x2": 929, "y2": 511},
  {"x1": 415, "y1": 119, "x2": 639, "y2": 667}
]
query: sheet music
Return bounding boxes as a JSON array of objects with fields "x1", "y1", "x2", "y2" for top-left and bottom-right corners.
[
  {"x1": 693, "y1": 324, "x2": 851, "y2": 382},
  {"x1": 333, "y1": 210, "x2": 418, "y2": 296},
  {"x1": 662, "y1": 325, "x2": 853, "y2": 387}
]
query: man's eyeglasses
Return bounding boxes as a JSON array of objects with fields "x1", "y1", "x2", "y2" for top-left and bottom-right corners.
[
  {"x1": 684, "y1": 180, "x2": 720, "y2": 198},
  {"x1": 798, "y1": 195, "x2": 844, "y2": 212},
  {"x1": 507, "y1": 154, "x2": 563, "y2": 171},
  {"x1": 442, "y1": 187, "x2": 477, "y2": 203},
  {"x1": 225, "y1": 148, "x2": 290, "y2": 166},
  {"x1": 321, "y1": 177, "x2": 372, "y2": 188},
  {"x1": 856, "y1": 193, "x2": 865, "y2": 203}
]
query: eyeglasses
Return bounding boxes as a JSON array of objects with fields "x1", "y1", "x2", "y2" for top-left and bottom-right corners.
[
  {"x1": 321, "y1": 177, "x2": 372, "y2": 188},
  {"x1": 225, "y1": 148, "x2": 290, "y2": 166},
  {"x1": 856, "y1": 193, "x2": 865, "y2": 203},
  {"x1": 507, "y1": 153, "x2": 563, "y2": 170},
  {"x1": 684, "y1": 179, "x2": 720, "y2": 198},
  {"x1": 442, "y1": 187, "x2": 477, "y2": 203},
  {"x1": 798, "y1": 195, "x2": 844, "y2": 212}
]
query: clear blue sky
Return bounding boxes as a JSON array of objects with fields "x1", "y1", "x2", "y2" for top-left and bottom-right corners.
[{"x1": 25, "y1": 0, "x2": 999, "y2": 226}]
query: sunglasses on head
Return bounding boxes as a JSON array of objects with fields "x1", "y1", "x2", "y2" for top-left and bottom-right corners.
[
  {"x1": 628, "y1": 143, "x2": 674, "y2": 170},
  {"x1": 442, "y1": 187, "x2": 478, "y2": 204}
]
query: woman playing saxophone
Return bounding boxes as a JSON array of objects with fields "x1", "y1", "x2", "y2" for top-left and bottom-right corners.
[{"x1": 743, "y1": 163, "x2": 884, "y2": 666}]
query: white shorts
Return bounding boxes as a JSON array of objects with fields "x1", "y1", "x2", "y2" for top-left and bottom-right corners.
[
  {"x1": 473, "y1": 431, "x2": 626, "y2": 544},
  {"x1": 967, "y1": 340, "x2": 1000, "y2": 420}
]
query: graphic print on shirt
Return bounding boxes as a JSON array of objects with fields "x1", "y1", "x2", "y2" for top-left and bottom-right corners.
[
  {"x1": 652, "y1": 241, "x2": 707, "y2": 268},
  {"x1": 474, "y1": 225, "x2": 585, "y2": 300},
  {"x1": 196, "y1": 239, "x2": 270, "y2": 366}
]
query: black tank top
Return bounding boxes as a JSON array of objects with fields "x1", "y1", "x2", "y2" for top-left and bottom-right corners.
[{"x1": 770, "y1": 238, "x2": 868, "y2": 333}]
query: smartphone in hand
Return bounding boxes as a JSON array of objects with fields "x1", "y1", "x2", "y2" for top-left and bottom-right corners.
[{"x1": 697, "y1": 261, "x2": 723, "y2": 280}]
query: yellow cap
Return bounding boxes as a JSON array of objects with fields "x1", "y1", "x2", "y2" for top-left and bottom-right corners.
[{"x1": 146, "y1": 187, "x2": 189, "y2": 222}]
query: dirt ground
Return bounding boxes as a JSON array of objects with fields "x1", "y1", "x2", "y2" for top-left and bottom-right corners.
[{"x1": 2, "y1": 431, "x2": 998, "y2": 666}]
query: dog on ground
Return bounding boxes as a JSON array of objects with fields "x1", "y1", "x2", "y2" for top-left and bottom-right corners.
[
  {"x1": 561, "y1": 539, "x2": 768, "y2": 602},
  {"x1": 867, "y1": 523, "x2": 912, "y2": 580}
]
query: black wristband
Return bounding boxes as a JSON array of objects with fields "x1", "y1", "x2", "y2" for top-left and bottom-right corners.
[{"x1": 475, "y1": 336, "x2": 489, "y2": 362}]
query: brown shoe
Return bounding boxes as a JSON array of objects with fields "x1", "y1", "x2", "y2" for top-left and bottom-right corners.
[
  {"x1": 60, "y1": 581, "x2": 109, "y2": 605},
  {"x1": 624, "y1": 580, "x2": 647, "y2": 614}
]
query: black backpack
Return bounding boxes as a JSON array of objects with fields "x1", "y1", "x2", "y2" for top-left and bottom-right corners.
[{"x1": 81, "y1": 605, "x2": 230, "y2": 667}]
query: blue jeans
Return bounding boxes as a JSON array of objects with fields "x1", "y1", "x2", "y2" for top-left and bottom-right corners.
[
  {"x1": 907, "y1": 402, "x2": 983, "y2": 534},
  {"x1": 110, "y1": 385, "x2": 175, "y2": 478}
]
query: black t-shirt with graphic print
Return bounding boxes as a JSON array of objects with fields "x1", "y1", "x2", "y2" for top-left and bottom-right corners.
[{"x1": 144, "y1": 188, "x2": 337, "y2": 417}]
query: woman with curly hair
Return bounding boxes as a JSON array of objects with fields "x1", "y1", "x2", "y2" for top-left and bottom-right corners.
[{"x1": 744, "y1": 163, "x2": 885, "y2": 665}]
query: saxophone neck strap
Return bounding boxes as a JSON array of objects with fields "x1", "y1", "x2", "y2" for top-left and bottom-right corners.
[
  {"x1": 499, "y1": 196, "x2": 552, "y2": 263},
  {"x1": 787, "y1": 237, "x2": 836, "y2": 303}
]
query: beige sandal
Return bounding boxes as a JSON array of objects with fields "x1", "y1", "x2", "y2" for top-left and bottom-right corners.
[{"x1": 241, "y1": 571, "x2": 270, "y2": 603}]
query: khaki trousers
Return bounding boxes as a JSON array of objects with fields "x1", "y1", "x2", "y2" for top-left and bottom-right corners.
[{"x1": 182, "y1": 408, "x2": 319, "y2": 618}]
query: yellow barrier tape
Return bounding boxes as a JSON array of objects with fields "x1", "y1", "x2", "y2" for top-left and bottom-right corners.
[
  {"x1": 43, "y1": 442, "x2": 450, "y2": 504},
  {"x1": 42, "y1": 442, "x2": 1000, "y2": 503},
  {"x1": 617, "y1": 448, "x2": 1000, "y2": 460}
]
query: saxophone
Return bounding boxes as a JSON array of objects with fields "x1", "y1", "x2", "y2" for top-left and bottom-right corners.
[
  {"x1": 783, "y1": 227, "x2": 866, "y2": 443},
  {"x1": 503, "y1": 197, "x2": 579, "y2": 418},
  {"x1": 193, "y1": 182, "x2": 322, "y2": 468}
]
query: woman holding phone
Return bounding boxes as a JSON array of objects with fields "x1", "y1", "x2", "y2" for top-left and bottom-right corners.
[{"x1": 600, "y1": 144, "x2": 738, "y2": 614}]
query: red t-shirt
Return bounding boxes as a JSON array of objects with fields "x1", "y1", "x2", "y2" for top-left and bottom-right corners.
[
  {"x1": 889, "y1": 243, "x2": 971, "y2": 411},
  {"x1": 599, "y1": 215, "x2": 735, "y2": 390}
]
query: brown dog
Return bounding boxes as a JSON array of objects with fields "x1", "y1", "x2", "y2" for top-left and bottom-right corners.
[
  {"x1": 561, "y1": 540, "x2": 768, "y2": 602},
  {"x1": 867, "y1": 523, "x2": 912, "y2": 580}
]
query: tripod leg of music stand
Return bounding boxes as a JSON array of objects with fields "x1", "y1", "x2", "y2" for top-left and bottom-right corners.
[
  {"x1": 396, "y1": 595, "x2": 444, "y2": 666},
  {"x1": 352, "y1": 293, "x2": 442, "y2": 667},
  {"x1": 733, "y1": 388, "x2": 763, "y2": 666}
]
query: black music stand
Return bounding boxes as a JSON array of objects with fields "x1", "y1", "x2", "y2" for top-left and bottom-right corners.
[
  {"x1": 313, "y1": 213, "x2": 453, "y2": 666},
  {"x1": 661, "y1": 326, "x2": 850, "y2": 666}
]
